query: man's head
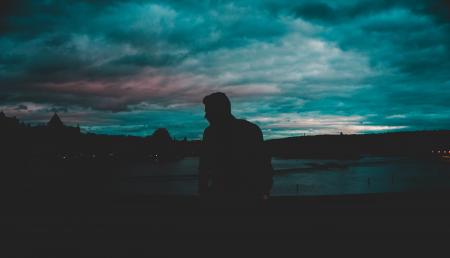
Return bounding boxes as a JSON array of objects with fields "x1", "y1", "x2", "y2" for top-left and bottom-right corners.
[{"x1": 203, "y1": 92, "x2": 232, "y2": 125}]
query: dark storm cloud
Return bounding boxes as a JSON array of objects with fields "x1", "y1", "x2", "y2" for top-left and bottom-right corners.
[
  {"x1": 49, "y1": 106, "x2": 68, "y2": 113},
  {"x1": 283, "y1": 0, "x2": 450, "y2": 78},
  {"x1": 0, "y1": 0, "x2": 290, "y2": 110},
  {"x1": 15, "y1": 104, "x2": 27, "y2": 110},
  {"x1": 0, "y1": 0, "x2": 449, "y2": 137},
  {"x1": 283, "y1": 0, "x2": 449, "y2": 24},
  {"x1": 292, "y1": 2, "x2": 338, "y2": 22}
]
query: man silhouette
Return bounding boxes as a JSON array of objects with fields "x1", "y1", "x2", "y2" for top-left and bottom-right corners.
[{"x1": 199, "y1": 92, "x2": 273, "y2": 201}]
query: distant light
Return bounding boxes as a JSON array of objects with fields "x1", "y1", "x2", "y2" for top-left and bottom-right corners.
[{"x1": 92, "y1": 154, "x2": 96, "y2": 158}]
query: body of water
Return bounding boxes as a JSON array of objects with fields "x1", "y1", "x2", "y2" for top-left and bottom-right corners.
[{"x1": 117, "y1": 156, "x2": 450, "y2": 196}]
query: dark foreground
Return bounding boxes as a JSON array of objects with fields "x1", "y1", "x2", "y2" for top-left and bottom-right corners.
[
  {"x1": 4, "y1": 190, "x2": 450, "y2": 251},
  {"x1": 7, "y1": 189, "x2": 450, "y2": 230}
]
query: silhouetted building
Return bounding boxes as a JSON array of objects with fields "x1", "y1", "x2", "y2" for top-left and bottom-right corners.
[
  {"x1": 151, "y1": 128, "x2": 172, "y2": 146},
  {"x1": 147, "y1": 128, "x2": 176, "y2": 162},
  {"x1": 0, "y1": 111, "x2": 21, "y2": 130},
  {"x1": 47, "y1": 113, "x2": 64, "y2": 129},
  {"x1": 44, "y1": 113, "x2": 80, "y2": 135}
]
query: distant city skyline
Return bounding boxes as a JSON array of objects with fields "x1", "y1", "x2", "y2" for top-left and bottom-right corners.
[{"x1": 1, "y1": 0, "x2": 449, "y2": 139}]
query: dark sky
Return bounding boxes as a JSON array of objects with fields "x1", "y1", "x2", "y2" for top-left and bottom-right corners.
[{"x1": 1, "y1": 0, "x2": 449, "y2": 139}]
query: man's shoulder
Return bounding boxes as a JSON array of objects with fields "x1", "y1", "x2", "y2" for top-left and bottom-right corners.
[
  {"x1": 234, "y1": 119, "x2": 262, "y2": 133},
  {"x1": 203, "y1": 126, "x2": 212, "y2": 137}
]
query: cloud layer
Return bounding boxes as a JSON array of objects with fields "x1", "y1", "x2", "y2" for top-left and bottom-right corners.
[{"x1": 1, "y1": 0, "x2": 449, "y2": 138}]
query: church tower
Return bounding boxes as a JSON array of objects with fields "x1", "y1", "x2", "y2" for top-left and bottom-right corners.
[{"x1": 47, "y1": 113, "x2": 65, "y2": 129}]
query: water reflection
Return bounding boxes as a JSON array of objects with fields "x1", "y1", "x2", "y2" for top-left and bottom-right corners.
[{"x1": 118, "y1": 156, "x2": 450, "y2": 196}]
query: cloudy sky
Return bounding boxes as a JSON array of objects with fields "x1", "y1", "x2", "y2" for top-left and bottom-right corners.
[{"x1": 1, "y1": 0, "x2": 449, "y2": 139}]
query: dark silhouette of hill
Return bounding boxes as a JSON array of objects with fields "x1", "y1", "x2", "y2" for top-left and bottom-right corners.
[
  {"x1": 0, "y1": 112, "x2": 202, "y2": 203},
  {"x1": 266, "y1": 131, "x2": 450, "y2": 159},
  {"x1": 2, "y1": 111, "x2": 450, "y2": 240},
  {"x1": 1, "y1": 112, "x2": 449, "y2": 163},
  {"x1": 0, "y1": 112, "x2": 200, "y2": 163}
]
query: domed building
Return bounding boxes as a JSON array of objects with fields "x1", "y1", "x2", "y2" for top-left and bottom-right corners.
[{"x1": 147, "y1": 128, "x2": 177, "y2": 162}]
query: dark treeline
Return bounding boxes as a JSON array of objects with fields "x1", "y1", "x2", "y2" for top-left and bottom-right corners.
[
  {"x1": 0, "y1": 112, "x2": 201, "y2": 198},
  {"x1": 266, "y1": 131, "x2": 450, "y2": 159},
  {"x1": 1, "y1": 111, "x2": 449, "y2": 202},
  {"x1": 0, "y1": 112, "x2": 201, "y2": 164},
  {"x1": 1, "y1": 111, "x2": 450, "y2": 163}
]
